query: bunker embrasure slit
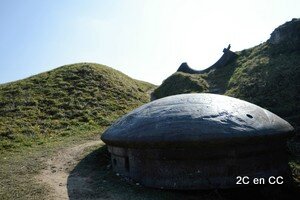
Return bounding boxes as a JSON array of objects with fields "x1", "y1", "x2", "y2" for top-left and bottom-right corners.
[
  {"x1": 246, "y1": 114, "x2": 253, "y2": 118},
  {"x1": 125, "y1": 156, "x2": 130, "y2": 172}
]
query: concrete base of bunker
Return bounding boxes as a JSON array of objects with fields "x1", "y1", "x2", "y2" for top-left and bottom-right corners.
[{"x1": 108, "y1": 139, "x2": 291, "y2": 189}]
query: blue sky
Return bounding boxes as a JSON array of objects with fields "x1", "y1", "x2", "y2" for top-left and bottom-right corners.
[{"x1": 0, "y1": 0, "x2": 299, "y2": 85}]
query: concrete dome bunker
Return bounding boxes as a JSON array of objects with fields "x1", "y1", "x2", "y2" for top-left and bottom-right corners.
[{"x1": 101, "y1": 93, "x2": 294, "y2": 189}]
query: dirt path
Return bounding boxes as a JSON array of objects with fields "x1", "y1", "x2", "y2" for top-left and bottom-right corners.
[
  {"x1": 36, "y1": 140, "x2": 103, "y2": 200},
  {"x1": 35, "y1": 138, "x2": 300, "y2": 200}
]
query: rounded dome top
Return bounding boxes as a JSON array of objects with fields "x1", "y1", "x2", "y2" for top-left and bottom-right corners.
[{"x1": 101, "y1": 94, "x2": 294, "y2": 148}]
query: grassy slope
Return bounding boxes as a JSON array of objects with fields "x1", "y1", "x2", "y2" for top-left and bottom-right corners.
[
  {"x1": 153, "y1": 42, "x2": 300, "y2": 130},
  {"x1": 0, "y1": 63, "x2": 155, "y2": 151},
  {"x1": 152, "y1": 72, "x2": 209, "y2": 99},
  {"x1": 0, "y1": 131, "x2": 104, "y2": 199}
]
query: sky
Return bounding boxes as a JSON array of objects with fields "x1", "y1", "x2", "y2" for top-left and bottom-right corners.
[{"x1": 0, "y1": 0, "x2": 299, "y2": 85}]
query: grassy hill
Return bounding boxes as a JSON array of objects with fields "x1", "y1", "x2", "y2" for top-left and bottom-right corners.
[
  {"x1": 153, "y1": 72, "x2": 209, "y2": 98},
  {"x1": 0, "y1": 63, "x2": 155, "y2": 151},
  {"x1": 153, "y1": 41, "x2": 300, "y2": 132}
]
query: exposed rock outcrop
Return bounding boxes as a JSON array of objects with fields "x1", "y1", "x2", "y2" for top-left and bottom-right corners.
[{"x1": 269, "y1": 18, "x2": 300, "y2": 52}]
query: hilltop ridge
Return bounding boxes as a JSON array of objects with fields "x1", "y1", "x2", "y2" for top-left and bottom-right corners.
[{"x1": 0, "y1": 63, "x2": 155, "y2": 150}]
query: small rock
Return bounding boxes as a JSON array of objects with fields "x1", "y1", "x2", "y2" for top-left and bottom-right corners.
[{"x1": 136, "y1": 183, "x2": 140, "y2": 186}]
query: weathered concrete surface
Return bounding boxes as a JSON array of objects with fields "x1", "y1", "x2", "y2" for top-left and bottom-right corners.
[
  {"x1": 101, "y1": 93, "x2": 294, "y2": 189},
  {"x1": 108, "y1": 143, "x2": 290, "y2": 189},
  {"x1": 102, "y1": 94, "x2": 293, "y2": 148}
]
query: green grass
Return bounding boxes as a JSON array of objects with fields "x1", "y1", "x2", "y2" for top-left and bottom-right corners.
[
  {"x1": 0, "y1": 151, "x2": 48, "y2": 199},
  {"x1": 225, "y1": 43, "x2": 300, "y2": 128},
  {"x1": 152, "y1": 72, "x2": 209, "y2": 99},
  {"x1": 0, "y1": 129, "x2": 103, "y2": 200},
  {"x1": 0, "y1": 63, "x2": 156, "y2": 152}
]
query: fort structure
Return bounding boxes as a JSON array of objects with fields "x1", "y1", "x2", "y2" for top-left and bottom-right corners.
[
  {"x1": 101, "y1": 93, "x2": 294, "y2": 189},
  {"x1": 177, "y1": 45, "x2": 238, "y2": 74}
]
